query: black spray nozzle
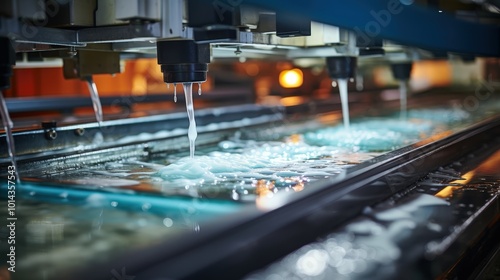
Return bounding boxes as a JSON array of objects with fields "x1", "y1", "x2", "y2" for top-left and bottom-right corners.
[
  {"x1": 390, "y1": 62, "x2": 413, "y2": 81},
  {"x1": 326, "y1": 56, "x2": 357, "y2": 80},
  {"x1": 157, "y1": 40, "x2": 210, "y2": 84}
]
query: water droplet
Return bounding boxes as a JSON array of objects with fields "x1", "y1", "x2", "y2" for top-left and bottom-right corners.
[
  {"x1": 232, "y1": 192, "x2": 240, "y2": 200},
  {"x1": 141, "y1": 203, "x2": 152, "y2": 211},
  {"x1": 194, "y1": 223, "x2": 200, "y2": 232},
  {"x1": 296, "y1": 249, "x2": 329, "y2": 276},
  {"x1": 198, "y1": 82, "x2": 202, "y2": 95},
  {"x1": 163, "y1": 218, "x2": 173, "y2": 227},
  {"x1": 110, "y1": 201, "x2": 118, "y2": 207}
]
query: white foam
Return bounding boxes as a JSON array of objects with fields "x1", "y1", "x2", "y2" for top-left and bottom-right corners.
[
  {"x1": 345, "y1": 220, "x2": 385, "y2": 235},
  {"x1": 156, "y1": 141, "x2": 369, "y2": 189}
]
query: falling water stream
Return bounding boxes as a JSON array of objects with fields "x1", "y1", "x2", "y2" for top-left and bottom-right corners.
[
  {"x1": 173, "y1": 83, "x2": 177, "y2": 102},
  {"x1": 338, "y1": 78, "x2": 350, "y2": 129},
  {"x1": 399, "y1": 80, "x2": 408, "y2": 120},
  {"x1": 165, "y1": 82, "x2": 201, "y2": 157},
  {"x1": 183, "y1": 83, "x2": 198, "y2": 158},
  {"x1": 85, "y1": 76, "x2": 104, "y2": 126},
  {"x1": 0, "y1": 91, "x2": 18, "y2": 181}
]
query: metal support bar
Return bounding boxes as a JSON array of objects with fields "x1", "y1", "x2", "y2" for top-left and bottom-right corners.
[
  {"x1": 161, "y1": 0, "x2": 184, "y2": 38},
  {"x1": 78, "y1": 22, "x2": 162, "y2": 43},
  {"x1": 13, "y1": 24, "x2": 83, "y2": 47},
  {"x1": 244, "y1": 0, "x2": 500, "y2": 57}
]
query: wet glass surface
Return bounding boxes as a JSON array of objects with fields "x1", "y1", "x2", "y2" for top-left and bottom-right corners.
[
  {"x1": 0, "y1": 183, "x2": 239, "y2": 279},
  {"x1": 0, "y1": 101, "x2": 499, "y2": 279},
  {"x1": 24, "y1": 104, "x2": 495, "y2": 202}
]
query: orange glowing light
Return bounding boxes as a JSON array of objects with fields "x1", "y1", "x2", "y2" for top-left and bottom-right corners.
[
  {"x1": 245, "y1": 63, "x2": 260, "y2": 76},
  {"x1": 255, "y1": 178, "x2": 305, "y2": 210},
  {"x1": 255, "y1": 180, "x2": 275, "y2": 197},
  {"x1": 317, "y1": 112, "x2": 342, "y2": 124},
  {"x1": 280, "y1": 96, "x2": 304, "y2": 106},
  {"x1": 412, "y1": 60, "x2": 451, "y2": 87},
  {"x1": 435, "y1": 170, "x2": 475, "y2": 199},
  {"x1": 415, "y1": 130, "x2": 453, "y2": 146},
  {"x1": 435, "y1": 148, "x2": 500, "y2": 199},
  {"x1": 279, "y1": 68, "x2": 303, "y2": 88},
  {"x1": 475, "y1": 149, "x2": 500, "y2": 174},
  {"x1": 292, "y1": 181, "x2": 304, "y2": 192},
  {"x1": 286, "y1": 134, "x2": 302, "y2": 144}
]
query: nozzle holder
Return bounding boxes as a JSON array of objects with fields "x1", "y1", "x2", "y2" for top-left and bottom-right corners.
[
  {"x1": 161, "y1": 63, "x2": 208, "y2": 84},
  {"x1": 0, "y1": 37, "x2": 15, "y2": 90},
  {"x1": 326, "y1": 56, "x2": 357, "y2": 79},
  {"x1": 390, "y1": 62, "x2": 413, "y2": 80},
  {"x1": 157, "y1": 40, "x2": 210, "y2": 84}
]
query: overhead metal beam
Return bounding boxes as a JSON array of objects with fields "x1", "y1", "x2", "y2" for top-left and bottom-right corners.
[{"x1": 244, "y1": 0, "x2": 500, "y2": 57}]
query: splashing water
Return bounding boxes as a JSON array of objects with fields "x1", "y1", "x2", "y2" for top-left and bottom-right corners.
[
  {"x1": 408, "y1": 108, "x2": 470, "y2": 124},
  {"x1": 304, "y1": 119, "x2": 434, "y2": 152},
  {"x1": 198, "y1": 82, "x2": 202, "y2": 95},
  {"x1": 338, "y1": 78, "x2": 350, "y2": 129},
  {"x1": 0, "y1": 91, "x2": 19, "y2": 181},
  {"x1": 183, "y1": 83, "x2": 198, "y2": 158},
  {"x1": 399, "y1": 80, "x2": 408, "y2": 120},
  {"x1": 85, "y1": 76, "x2": 104, "y2": 126},
  {"x1": 173, "y1": 83, "x2": 177, "y2": 103},
  {"x1": 155, "y1": 140, "x2": 363, "y2": 189}
]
